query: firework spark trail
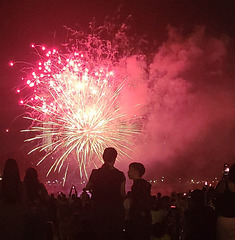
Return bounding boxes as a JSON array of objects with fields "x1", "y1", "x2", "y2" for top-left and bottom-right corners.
[{"x1": 20, "y1": 45, "x2": 140, "y2": 182}]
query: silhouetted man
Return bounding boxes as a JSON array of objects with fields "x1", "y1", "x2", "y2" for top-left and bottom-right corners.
[{"x1": 86, "y1": 147, "x2": 126, "y2": 240}]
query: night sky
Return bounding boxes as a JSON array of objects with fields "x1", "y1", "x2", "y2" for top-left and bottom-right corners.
[{"x1": 0, "y1": 0, "x2": 235, "y2": 182}]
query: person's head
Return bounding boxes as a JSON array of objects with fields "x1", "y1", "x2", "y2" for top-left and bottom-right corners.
[
  {"x1": 103, "y1": 147, "x2": 117, "y2": 165},
  {"x1": 23, "y1": 167, "x2": 40, "y2": 201},
  {"x1": 228, "y1": 163, "x2": 235, "y2": 183},
  {"x1": 188, "y1": 189, "x2": 205, "y2": 208},
  {"x1": 157, "y1": 192, "x2": 162, "y2": 199},
  {"x1": 2, "y1": 159, "x2": 21, "y2": 203},
  {"x1": 128, "y1": 162, "x2": 145, "y2": 180},
  {"x1": 24, "y1": 167, "x2": 39, "y2": 184},
  {"x1": 3, "y1": 158, "x2": 20, "y2": 184}
]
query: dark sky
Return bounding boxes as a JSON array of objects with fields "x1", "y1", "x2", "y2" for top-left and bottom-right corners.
[{"x1": 0, "y1": 0, "x2": 234, "y2": 180}]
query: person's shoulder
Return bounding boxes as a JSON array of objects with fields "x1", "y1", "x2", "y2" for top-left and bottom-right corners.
[
  {"x1": 91, "y1": 168, "x2": 98, "y2": 173},
  {"x1": 133, "y1": 178, "x2": 151, "y2": 192},
  {"x1": 89, "y1": 168, "x2": 99, "y2": 176},
  {"x1": 38, "y1": 182, "x2": 46, "y2": 189},
  {"x1": 137, "y1": 178, "x2": 151, "y2": 186},
  {"x1": 216, "y1": 179, "x2": 226, "y2": 194},
  {"x1": 89, "y1": 168, "x2": 100, "y2": 181},
  {"x1": 114, "y1": 167, "x2": 125, "y2": 177},
  {"x1": 111, "y1": 167, "x2": 125, "y2": 182},
  {"x1": 38, "y1": 182, "x2": 48, "y2": 196},
  {"x1": 114, "y1": 167, "x2": 124, "y2": 174}
]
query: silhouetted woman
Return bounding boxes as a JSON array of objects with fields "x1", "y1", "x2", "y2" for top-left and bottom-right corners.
[
  {"x1": 0, "y1": 158, "x2": 24, "y2": 240},
  {"x1": 23, "y1": 167, "x2": 49, "y2": 240}
]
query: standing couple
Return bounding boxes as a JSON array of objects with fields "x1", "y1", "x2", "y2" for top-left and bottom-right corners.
[{"x1": 86, "y1": 147, "x2": 152, "y2": 240}]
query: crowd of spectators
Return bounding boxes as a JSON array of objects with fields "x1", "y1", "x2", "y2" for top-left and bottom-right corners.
[{"x1": 0, "y1": 151, "x2": 235, "y2": 240}]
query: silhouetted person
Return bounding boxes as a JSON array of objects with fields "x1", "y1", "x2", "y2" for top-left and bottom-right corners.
[
  {"x1": 69, "y1": 184, "x2": 78, "y2": 198},
  {"x1": 57, "y1": 192, "x2": 70, "y2": 240},
  {"x1": 184, "y1": 189, "x2": 216, "y2": 240},
  {"x1": 80, "y1": 187, "x2": 90, "y2": 208},
  {"x1": 0, "y1": 158, "x2": 24, "y2": 240},
  {"x1": 125, "y1": 162, "x2": 152, "y2": 240},
  {"x1": 23, "y1": 167, "x2": 49, "y2": 240},
  {"x1": 153, "y1": 192, "x2": 162, "y2": 210},
  {"x1": 0, "y1": 158, "x2": 23, "y2": 203},
  {"x1": 47, "y1": 194, "x2": 58, "y2": 237},
  {"x1": 86, "y1": 147, "x2": 126, "y2": 240},
  {"x1": 151, "y1": 196, "x2": 171, "y2": 239},
  {"x1": 216, "y1": 163, "x2": 235, "y2": 240}
]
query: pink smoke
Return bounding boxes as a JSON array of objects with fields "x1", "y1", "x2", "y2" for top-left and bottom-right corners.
[{"x1": 118, "y1": 26, "x2": 235, "y2": 180}]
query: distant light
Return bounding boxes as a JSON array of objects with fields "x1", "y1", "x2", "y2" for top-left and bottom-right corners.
[
  {"x1": 9, "y1": 61, "x2": 14, "y2": 67},
  {"x1": 5, "y1": 129, "x2": 9, "y2": 133},
  {"x1": 31, "y1": 44, "x2": 35, "y2": 48},
  {"x1": 16, "y1": 89, "x2": 20, "y2": 93},
  {"x1": 42, "y1": 46, "x2": 46, "y2": 51}
]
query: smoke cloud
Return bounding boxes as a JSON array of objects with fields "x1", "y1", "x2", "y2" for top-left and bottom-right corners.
[{"x1": 120, "y1": 26, "x2": 235, "y2": 180}]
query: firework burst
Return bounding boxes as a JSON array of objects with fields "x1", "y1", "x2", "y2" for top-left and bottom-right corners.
[{"x1": 18, "y1": 41, "x2": 140, "y2": 182}]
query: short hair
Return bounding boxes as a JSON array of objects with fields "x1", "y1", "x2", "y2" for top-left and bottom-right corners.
[
  {"x1": 103, "y1": 147, "x2": 117, "y2": 163},
  {"x1": 129, "y1": 162, "x2": 145, "y2": 177}
]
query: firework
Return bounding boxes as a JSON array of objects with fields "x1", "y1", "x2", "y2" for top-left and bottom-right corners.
[{"x1": 18, "y1": 43, "x2": 140, "y2": 182}]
